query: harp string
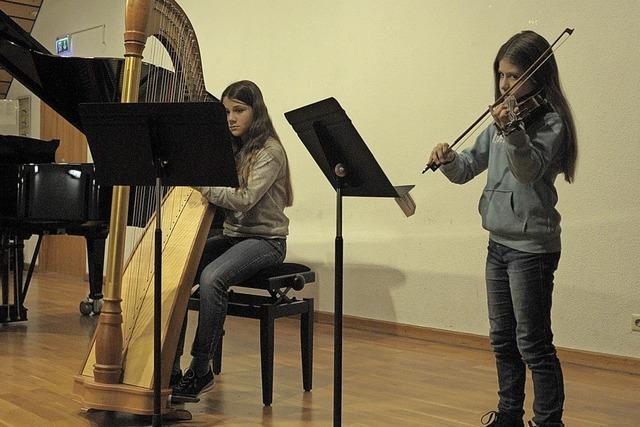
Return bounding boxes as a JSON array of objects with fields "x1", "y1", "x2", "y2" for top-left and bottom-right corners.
[{"x1": 120, "y1": 0, "x2": 198, "y2": 351}]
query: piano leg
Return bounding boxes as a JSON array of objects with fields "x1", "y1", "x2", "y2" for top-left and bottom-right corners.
[
  {"x1": 13, "y1": 237, "x2": 26, "y2": 320},
  {"x1": 80, "y1": 236, "x2": 106, "y2": 315},
  {"x1": 0, "y1": 233, "x2": 28, "y2": 322},
  {"x1": 1, "y1": 233, "x2": 9, "y2": 320}
]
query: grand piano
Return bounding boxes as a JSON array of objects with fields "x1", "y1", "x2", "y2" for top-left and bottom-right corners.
[
  {"x1": 0, "y1": 136, "x2": 111, "y2": 322},
  {"x1": 0, "y1": 9, "x2": 214, "y2": 322}
]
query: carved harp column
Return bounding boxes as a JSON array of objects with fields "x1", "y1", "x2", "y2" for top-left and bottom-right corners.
[{"x1": 73, "y1": 0, "x2": 214, "y2": 415}]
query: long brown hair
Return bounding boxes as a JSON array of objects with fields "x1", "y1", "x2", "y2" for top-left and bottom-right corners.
[
  {"x1": 493, "y1": 31, "x2": 578, "y2": 183},
  {"x1": 221, "y1": 80, "x2": 293, "y2": 206}
]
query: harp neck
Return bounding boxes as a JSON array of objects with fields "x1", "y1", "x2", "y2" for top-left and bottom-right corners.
[{"x1": 123, "y1": 0, "x2": 208, "y2": 102}]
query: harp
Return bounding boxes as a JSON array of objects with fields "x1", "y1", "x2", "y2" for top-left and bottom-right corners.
[{"x1": 73, "y1": 0, "x2": 215, "y2": 414}]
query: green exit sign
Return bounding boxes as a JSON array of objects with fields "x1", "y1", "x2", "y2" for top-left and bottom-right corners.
[{"x1": 55, "y1": 35, "x2": 71, "y2": 55}]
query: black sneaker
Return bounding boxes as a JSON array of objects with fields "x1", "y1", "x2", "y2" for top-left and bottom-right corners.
[
  {"x1": 172, "y1": 368, "x2": 214, "y2": 399},
  {"x1": 481, "y1": 411, "x2": 525, "y2": 427},
  {"x1": 527, "y1": 421, "x2": 564, "y2": 427},
  {"x1": 169, "y1": 370, "x2": 183, "y2": 387}
]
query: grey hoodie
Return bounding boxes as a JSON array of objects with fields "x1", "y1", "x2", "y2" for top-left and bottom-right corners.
[
  {"x1": 195, "y1": 138, "x2": 290, "y2": 239},
  {"x1": 440, "y1": 111, "x2": 566, "y2": 253}
]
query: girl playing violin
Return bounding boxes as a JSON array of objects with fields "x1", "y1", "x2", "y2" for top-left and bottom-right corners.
[{"x1": 429, "y1": 31, "x2": 577, "y2": 427}]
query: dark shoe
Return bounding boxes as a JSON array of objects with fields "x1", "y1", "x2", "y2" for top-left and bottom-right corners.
[
  {"x1": 169, "y1": 370, "x2": 183, "y2": 387},
  {"x1": 172, "y1": 368, "x2": 214, "y2": 399},
  {"x1": 481, "y1": 411, "x2": 525, "y2": 427},
  {"x1": 527, "y1": 421, "x2": 564, "y2": 427}
]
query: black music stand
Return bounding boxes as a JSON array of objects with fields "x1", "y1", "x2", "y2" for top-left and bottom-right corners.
[
  {"x1": 79, "y1": 101, "x2": 238, "y2": 426},
  {"x1": 285, "y1": 97, "x2": 414, "y2": 427}
]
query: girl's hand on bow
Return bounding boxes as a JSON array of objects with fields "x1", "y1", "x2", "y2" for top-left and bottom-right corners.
[{"x1": 429, "y1": 143, "x2": 456, "y2": 166}]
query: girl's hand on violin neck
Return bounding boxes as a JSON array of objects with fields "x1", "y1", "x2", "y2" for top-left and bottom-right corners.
[
  {"x1": 429, "y1": 143, "x2": 456, "y2": 166},
  {"x1": 491, "y1": 95, "x2": 518, "y2": 128}
]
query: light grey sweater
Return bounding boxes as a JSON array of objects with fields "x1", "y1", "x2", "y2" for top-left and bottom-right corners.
[
  {"x1": 195, "y1": 138, "x2": 289, "y2": 239},
  {"x1": 440, "y1": 111, "x2": 567, "y2": 253}
]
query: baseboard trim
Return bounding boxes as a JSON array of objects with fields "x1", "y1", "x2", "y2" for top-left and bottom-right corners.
[
  {"x1": 23, "y1": 262, "x2": 38, "y2": 273},
  {"x1": 314, "y1": 311, "x2": 640, "y2": 376}
]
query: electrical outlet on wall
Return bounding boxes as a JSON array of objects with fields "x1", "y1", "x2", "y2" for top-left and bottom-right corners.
[{"x1": 632, "y1": 315, "x2": 640, "y2": 332}]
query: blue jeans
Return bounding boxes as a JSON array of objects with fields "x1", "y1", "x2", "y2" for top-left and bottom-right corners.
[
  {"x1": 175, "y1": 234, "x2": 286, "y2": 371},
  {"x1": 486, "y1": 240, "x2": 564, "y2": 426}
]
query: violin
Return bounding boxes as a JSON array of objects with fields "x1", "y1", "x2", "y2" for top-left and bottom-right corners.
[
  {"x1": 422, "y1": 28, "x2": 573, "y2": 173},
  {"x1": 495, "y1": 90, "x2": 551, "y2": 136}
]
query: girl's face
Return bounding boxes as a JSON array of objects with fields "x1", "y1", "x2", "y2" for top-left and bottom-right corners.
[
  {"x1": 497, "y1": 58, "x2": 535, "y2": 99},
  {"x1": 223, "y1": 97, "x2": 253, "y2": 139}
]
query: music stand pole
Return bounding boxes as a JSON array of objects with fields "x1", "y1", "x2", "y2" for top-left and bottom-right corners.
[
  {"x1": 333, "y1": 167, "x2": 345, "y2": 426},
  {"x1": 152, "y1": 165, "x2": 163, "y2": 426}
]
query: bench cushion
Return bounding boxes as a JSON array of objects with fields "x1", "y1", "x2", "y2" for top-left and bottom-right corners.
[{"x1": 240, "y1": 262, "x2": 315, "y2": 291}]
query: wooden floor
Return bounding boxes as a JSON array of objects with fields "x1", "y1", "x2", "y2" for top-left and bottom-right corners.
[{"x1": 0, "y1": 272, "x2": 638, "y2": 426}]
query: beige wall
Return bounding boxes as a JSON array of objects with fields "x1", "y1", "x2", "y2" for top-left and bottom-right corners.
[{"x1": 14, "y1": 0, "x2": 640, "y2": 359}]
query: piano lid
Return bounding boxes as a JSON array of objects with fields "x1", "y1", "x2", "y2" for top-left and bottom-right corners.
[
  {"x1": 0, "y1": 38, "x2": 124, "y2": 132},
  {"x1": 0, "y1": 8, "x2": 49, "y2": 55},
  {"x1": 0, "y1": 10, "x2": 217, "y2": 134}
]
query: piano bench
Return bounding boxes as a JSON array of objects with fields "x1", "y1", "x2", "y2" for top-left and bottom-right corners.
[{"x1": 187, "y1": 262, "x2": 315, "y2": 406}]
